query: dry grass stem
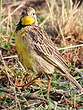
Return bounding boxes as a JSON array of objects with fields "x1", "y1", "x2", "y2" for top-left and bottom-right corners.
[
  {"x1": 2, "y1": 55, "x2": 18, "y2": 59},
  {"x1": 58, "y1": 44, "x2": 83, "y2": 50},
  {"x1": 1, "y1": 3, "x2": 24, "y2": 25},
  {"x1": 39, "y1": 15, "x2": 50, "y2": 27}
]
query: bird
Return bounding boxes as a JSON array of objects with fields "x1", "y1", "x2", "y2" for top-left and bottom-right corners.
[{"x1": 15, "y1": 7, "x2": 83, "y2": 98}]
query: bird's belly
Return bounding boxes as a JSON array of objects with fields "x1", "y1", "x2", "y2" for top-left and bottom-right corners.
[
  {"x1": 15, "y1": 36, "x2": 36, "y2": 72},
  {"x1": 34, "y1": 53, "x2": 55, "y2": 74},
  {"x1": 15, "y1": 34, "x2": 55, "y2": 74}
]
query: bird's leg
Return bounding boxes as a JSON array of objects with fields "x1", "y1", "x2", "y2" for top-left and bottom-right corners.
[
  {"x1": 46, "y1": 74, "x2": 52, "y2": 99},
  {"x1": 22, "y1": 73, "x2": 42, "y2": 88}
]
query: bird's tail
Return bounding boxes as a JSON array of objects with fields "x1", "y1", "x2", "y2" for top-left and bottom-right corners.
[{"x1": 65, "y1": 72, "x2": 83, "y2": 92}]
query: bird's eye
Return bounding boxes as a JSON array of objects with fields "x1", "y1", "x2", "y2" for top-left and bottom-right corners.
[
  {"x1": 32, "y1": 13, "x2": 35, "y2": 15},
  {"x1": 22, "y1": 10, "x2": 26, "y2": 15}
]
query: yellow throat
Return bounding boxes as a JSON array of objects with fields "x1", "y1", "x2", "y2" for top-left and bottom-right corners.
[{"x1": 21, "y1": 16, "x2": 35, "y2": 25}]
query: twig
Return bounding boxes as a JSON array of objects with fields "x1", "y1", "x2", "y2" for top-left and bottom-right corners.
[
  {"x1": 57, "y1": 44, "x2": 83, "y2": 50},
  {"x1": 1, "y1": 3, "x2": 24, "y2": 24},
  {"x1": 39, "y1": 15, "x2": 50, "y2": 27},
  {"x1": 18, "y1": 60, "x2": 26, "y2": 72},
  {"x1": 2, "y1": 55, "x2": 18, "y2": 59},
  {"x1": 58, "y1": 22, "x2": 66, "y2": 46},
  {"x1": 0, "y1": 50, "x2": 14, "y2": 86},
  {"x1": 13, "y1": 87, "x2": 21, "y2": 110},
  {"x1": 45, "y1": 0, "x2": 55, "y2": 26}
]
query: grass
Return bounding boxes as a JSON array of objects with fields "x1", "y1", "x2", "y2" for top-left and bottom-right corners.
[
  {"x1": 0, "y1": 0, "x2": 2, "y2": 26},
  {"x1": 0, "y1": 0, "x2": 83, "y2": 109}
]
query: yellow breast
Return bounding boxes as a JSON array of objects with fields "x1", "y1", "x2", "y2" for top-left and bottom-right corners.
[{"x1": 15, "y1": 27, "x2": 36, "y2": 72}]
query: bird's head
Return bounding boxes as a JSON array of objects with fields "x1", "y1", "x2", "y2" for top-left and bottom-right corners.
[
  {"x1": 20, "y1": 7, "x2": 37, "y2": 26},
  {"x1": 16, "y1": 7, "x2": 37, "y2": 31}
]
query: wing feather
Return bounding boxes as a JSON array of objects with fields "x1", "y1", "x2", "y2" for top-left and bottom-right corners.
[{"x1": 27, "y1": 25, "x2": 68, "y2": 74}]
